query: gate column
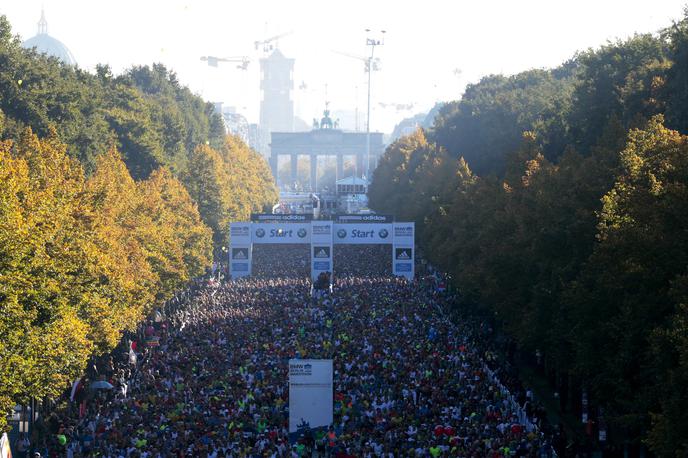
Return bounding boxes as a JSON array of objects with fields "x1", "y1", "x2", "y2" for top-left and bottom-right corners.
[
  {"x1": 310, "y1": 155, "x2": 318, "y2": 191},
  {"x1": 290, "y1": 154, "x2": 298, "y2": 186},
  {"x1": 336, "y1": 153, "x2": 344, "y2": 181}
]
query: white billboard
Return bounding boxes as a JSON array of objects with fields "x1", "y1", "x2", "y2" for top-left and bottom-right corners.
[
  {"x1": 230, "y1": 222, "x2": 252, "y2": 245},
  {"x1": 229, "y1": 222, "x2": 252, "y2": 278},
  {"x1": 393, "y1": 222, "x2": 415, "y2": 279},
  {"x1": 311, "y1": 221, "x2": 333, "y2": 281},
  {"x1": 332, "y1": 223, "x2": 393, "y2": 244},
  {"x1": 289, "y1": 359, "x2": 333, "y2": 440},
  {"x1": 252, "y1": 223, "x2": 311, "y2": 244}
]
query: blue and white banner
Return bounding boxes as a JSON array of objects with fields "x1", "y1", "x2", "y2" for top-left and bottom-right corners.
[
  {"x1": 311, "y1": 221, "x2": 333, "y2": 281},
  {"x1": 229, "y1": 222, "x2": 252, "y2": 278},
  {"x1": 393, "y1": 222, "x2": 415, "y2": 279},
  {"x1": 332, "y1": 223, "x2": 393, "y2": 245},
  {"x1": 289, "y1": 359, "x2": 333, "y2": 441},
  {"x1": 252, "y1": 223, "x2": 311, "y2": 244}
]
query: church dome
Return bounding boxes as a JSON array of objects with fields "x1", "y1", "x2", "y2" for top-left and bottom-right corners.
[{"x1": 21, "y1": 10, "x2": 76, "y2": 66}]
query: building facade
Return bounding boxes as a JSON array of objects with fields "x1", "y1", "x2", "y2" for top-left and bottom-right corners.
[{"x1": 259, "y1": 49, "x2": 294, "y2": 157}]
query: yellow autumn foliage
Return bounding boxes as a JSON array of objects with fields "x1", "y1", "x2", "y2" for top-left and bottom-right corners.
[{"x1": 0, "y1": 130, "x2": 214, "y2": 432}]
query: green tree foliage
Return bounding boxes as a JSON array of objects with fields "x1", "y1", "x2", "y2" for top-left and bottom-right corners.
[
  {"x1": 663, "y1": 9, "x2": 688, "y2": 135},
  {"x1": 568, "y1": 35, "x2": 671, "y2": 153},
  {"x1": 220, "y1": 135, "x2": 278, "y2": 221},
  {"x1": 0, "y1": 14, "x2": 276, "y2": 253},
  {"x1": 430, "y1": 70, "x2": 575, "y2": 175},
  {"x1": 0, "y1": 18, "x2": 224, "y2": 177},
  {"x1": 370, "y1": 11, "x2": 688, "y2": 452},
  {"x1": 369, "y1": 128, "x2": 456, "y2": 238},
  {"x1": 566, "y1": 117, "x2": 688, "y2": 447},
  {"x1": 182, "y1": 138, "x2": 277, "y2": 250},
  {"x1": 182, "y1": 144, "x2": 232, "y2": 248}
]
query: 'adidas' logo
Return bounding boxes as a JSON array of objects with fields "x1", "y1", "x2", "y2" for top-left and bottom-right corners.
[
  {"x1": 315, "y1": 249, "x2": 329, "y2": 258},
  {"x1": 397, "y1": 251, "x2": 410, "y2": 260},
  {"x1": 234, "y1": 250, "x2": 247, "y2": 260}
]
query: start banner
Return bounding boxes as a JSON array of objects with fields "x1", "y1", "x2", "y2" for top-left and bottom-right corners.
[
  {"x1": 332, "y1": 223, "x2": 393, "y2": 245},
  {"x1": 252, "y1": 223, "x2": 311, "y2": 244}
]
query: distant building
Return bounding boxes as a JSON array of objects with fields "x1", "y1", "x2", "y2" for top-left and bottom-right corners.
[
  {"x1": 336, "y1": 176, "x2": 369, "y2": 195},
  {"x1": 21, "y1": 10, "x2": 76, "y2": 66},
  {"x1": 336, "y1": 177, "x2": 370, "y2": 214},
  {"x1": 259, "y1": 49, "x2": 294, "y2": 157},
  {"x1": 248, "y1": 123, "x2": 268, "y2": 155},
  {"x1": 213, "y1": 103, "x2": 250, "y2": 144}
]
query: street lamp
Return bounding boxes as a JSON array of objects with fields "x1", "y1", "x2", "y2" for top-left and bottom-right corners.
[{"x1": 365, "y1": 29, "x2": 385, "y2": 180}]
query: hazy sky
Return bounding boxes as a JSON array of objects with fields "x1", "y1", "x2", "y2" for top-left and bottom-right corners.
[{"x1": 2, "y1": 0, "x2": 685, "y2": 132}]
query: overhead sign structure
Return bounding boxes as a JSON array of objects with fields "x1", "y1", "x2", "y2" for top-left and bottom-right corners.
[
  {"x1": 333, "y1": 223, "x2": 392, "y2": 245},
  {"x1": 252, "y1": 223, "x2": 311, "y2": 244},
  {"x1": 228, "y1": 219, "x2": 414, "y2": 279},
  {"x1": 311, "y1": 221, "x2": 333, "y2": 281},
  {"x1": 393, "y1": 222, "x2": 415, "y2": 279},
  {"x1": 289, "y1": 359, "x2": 333, "y2": 442},
  {"x1": 229, "y1": 222, "x2": 252, "y2": 278}
]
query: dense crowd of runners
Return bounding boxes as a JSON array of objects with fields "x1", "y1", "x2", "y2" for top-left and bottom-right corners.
[
  {"x1": 252, "y1": 245, "x2": 310, "y2": 279},
  {"x1": 22, "y1": 246, "x2": 557, "y2": 457},
  {"x1": 333, "y1": 246, "x2": 391, "y2": 278}
]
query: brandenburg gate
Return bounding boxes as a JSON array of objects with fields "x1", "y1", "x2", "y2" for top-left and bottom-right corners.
[{"x1": 269, "y1": 113, "x2": 384, "y2": 190}]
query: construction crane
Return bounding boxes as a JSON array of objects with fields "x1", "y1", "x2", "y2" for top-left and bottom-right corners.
[
  {"x1": 254, "y1": 31, "x2": 293, "y2": 53},
  {"x1": 200, "y1": 56, "x2": 250, "y2": 70},
  {"x1": 332, "y1": 50, "x2": 381, "y2": 73}
]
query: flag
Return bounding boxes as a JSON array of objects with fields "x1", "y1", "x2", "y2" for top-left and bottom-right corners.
[{"x1": 69, "y1": 378, "x2": 81, "y2": 402}]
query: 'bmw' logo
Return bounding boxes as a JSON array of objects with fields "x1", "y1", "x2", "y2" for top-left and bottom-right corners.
[
  {"x1": 255, "y1": 228, "x2": 265, "y2": 238},
  {"x1": 297, "y1": 228, "x2": 308, "y2": 238},
  {"x1": 379, "y1": 229, "x2": 389, "y2": 238},
  {"x1": 337, "y1": 229, "x2": 347, "y2": 238}
]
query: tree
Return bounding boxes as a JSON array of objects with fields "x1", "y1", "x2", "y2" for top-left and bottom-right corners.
[
  {"x1": 663, "y1": 8, "x2": 688, "y2": 135},
  {"x1": 369, "y1": 128, "x2": 429, "y2": 217},
  {"x1": 84, "y1": 146, "x2": 158, "y2": 341},
  {"x1": 219, "y1": 135, "x2": 278, "y2": 221},
  {"x1": 429, "y1": 70, "x2": 575, "y2": 175},
  {"x1": 0, "y1": 16, "x2": 225, "y2": 177},
  {"x1": 181, "y1": 138, "x2": 277, "y2": 253},
  {"x1": 568, "y1": 34, "x2": 670, "y2": 153},
  {"x1": 136, "y1": 168, "x2": 213, "y2": 302},
  {"x1": 565, "y1": 116, "x2": 688, "y2": 446},
  {"x1": 0, "y1": 129, "x2": 215, "y2": 433},
  {"x1": 181, "y1": 144, "x2": 231, "y2": 249},
  {"x1": 0, "y1": 130, "x2": 95, "y2": 432}
]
